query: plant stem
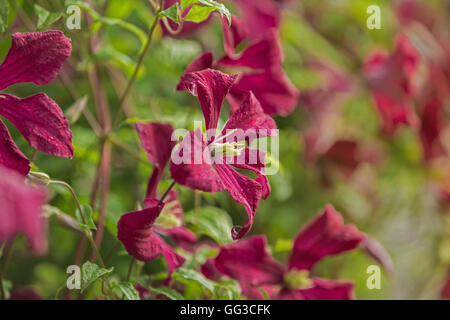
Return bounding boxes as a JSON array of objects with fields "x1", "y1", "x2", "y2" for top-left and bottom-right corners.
[
  {"x1": 111, "y1": 1, "x2": 164, "y2": 129},
  {"x1": 126, "y1": 258, "x2": 136, "y2": 283},
  {"x1": 158, "y1": 180, "x2": 177, "y2": 205}
]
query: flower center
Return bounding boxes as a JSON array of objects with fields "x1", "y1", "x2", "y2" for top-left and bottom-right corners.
[
  {"x1": 209, "y1": 141, "x2": 245, "y2": 159},
  {"x1": 154, "y1": 200, "x2": 182, "y2": 229},
  {"x1": 284, "y1": 270, "x2": 314, "y2": 290}
]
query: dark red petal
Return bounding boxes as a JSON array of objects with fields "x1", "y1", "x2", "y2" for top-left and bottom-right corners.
[
  {"x1": 288, "y1": 205, "x2": 365, "y2": 271},
  {"x1": 277, "y1": 278, "x2": 355, "y2": 300},
  {"x1": 221, "y1": 15, "x2": 248, "y2": 57},
  {"x1": 170, "y1": 130, "x2": 224, "y2": 192},
  {"x1": 230, "y1": 0, "x2": 281, "y2": 39},
  {"x1": 217, "y1": 29, "x2": 282, "y2": 72},
  {"x1": 0, "y1": 165, "x2": 47, "y2": 254},
  {"x1": 159, "y1": 236, "x2": 186, "y2": 276},
  {"x1": 176, "y1": 52, "x2": 214, "y2": 91},
  {"x1": 223, "y1": 92, "x2": 277, "y2": 136},
  {"x1": 136, "y1": 122, "x2": 176, "y2": 198},
  {"x1": 214, "y1": 164, "x2": 262, "y2": 239},
  {"x1": 0, "y1": 93, "x2": 73, "y2": 158},
  {"x1": 228, "y1": 71, "x2": 299, "y2": 116},
  {"x1": 178, "y1": 69, "x2": 237, "y2": 132},
  {"x1": 213, "y1": 236, "x2": 285, "y2": 286},
  {"x1": 117, "y1": 202, "x2": 165, "y2": 262},
  {"x1": 0, "y1": 119, "x2": 30, "y2": 175},
  {"x1": 0, "y1": 31, "x2": 71, "y2": 90}
]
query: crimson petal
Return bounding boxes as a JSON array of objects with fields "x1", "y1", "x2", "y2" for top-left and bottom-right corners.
[
  {"x1": 214, "y1": 164, "x2": 262, "y2": 239},
  {"x1": 228, "y1": 71, "x2": 299, "y2": 116},
  {"x1": 288, "y1": 205, "x2": 365, "y2": 271},
  {"x1": 0, "y1": 93, "x2": 73, "y2": 158},
  {"x1": 278, "y1": 278, "x2": 355, "y2": 300},
  {"x1": 213, "y1": 236, "x2": 285, "y2": 286},
  {"x1": 178, "y1": 69, "x2": 237, "y2": 132},
  {"x1": 0, "y1": 31, "x2": 71, "y2": 90},
  {"x1": 221, "y1": 15, "x2": 248, "y2": 57},
  {"x1": 170, "y1": 130, "x2": 224, "y2": 192},
  {"x1": 0, "y1": 165, "x2": 46, "y2": 254},
  {"x1": 137, "y1": 122, "x2": 176, "y2": 198},
  {"x1": 117, "y1": 202, "x2": 165, "y2": 262},
  {"x1": 223, "y1": 92, "x2": 277, "y2": 136},
  {"x1": 176, "y1": 52, "x2": 214, "y2": 91},
  {"x1": 0, "y1": 119, "x2": 30, "y2": 175}
]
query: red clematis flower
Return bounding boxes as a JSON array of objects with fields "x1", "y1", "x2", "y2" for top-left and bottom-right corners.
[
  {"x1": 117, "y1": 122, "x2": 200, "y2": 276},
  {"x1": 0, "y1": 31, "x2": 73, "y2": 175},
  {"x1": 117, "y1": 199, "x2": 185, "y2": 277},
  {"x1": 364, "y1": 34, "x2": 421, "y2": 135},
  {"x1": 0, "y1": 165, "x2": 47, "y2": 255},
  {"x1": 136, "y1": 122, "x2": 197, "y2": 248},
  {"x1": 202, "y1": 205, "x2": 366, "y2": 300},
  {"x1": 178, "y1": 15, "x2": 299, "y2": 116},
  {"x1": 172, "y1": 69, "x2": 277, "y2": 239}
]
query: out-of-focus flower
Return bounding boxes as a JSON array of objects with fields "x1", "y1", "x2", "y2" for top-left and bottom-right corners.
[
  {"x1": 178, "y1": 15, "x2": 299, "y2": 116},
  {"x1": 364, "y1": 34, "x2": 421, "y2": 135},
  {"x1": 0, "y1": 165, "x2": 47, "y2": 255},
  {"x1": 203, "y1": 205, "x2": 365, "y2": 299},
  {"x1": 173, "y1": 69, "x2": 277, "y2": 239},
  {"x1": 0, "y1": 31, "x2": 73, "y2": 175}
]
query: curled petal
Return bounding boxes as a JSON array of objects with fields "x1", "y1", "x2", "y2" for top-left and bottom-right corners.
[
  {"x1": 0, "y1": 165, "x2": 47, "y2": 254},
  {"x1": 159, "y1": 236, "x2": 186, "y2": 277},
  {"x1": 170, "y1": 130, "x2": 224, "y2": 192},
  {"x1": 213, "y1": 236, "x2": 285, "y2": 286},
  {"x1": 117, "y1": 202, "x2": 164, "y2": 262},
  {"x1": 278, "y1": 278, "x2": 355, "y2": 300},
  {"x1": 178, "y1": 69, "x2": 237, "y2": 132},
  {"x1": 288, "y1": 205, "x2": 365, "y2": 271},
  {"x1": 0, "y1": 119, "x2": 30, "y2": 175},
  {"x1": 0, "y1": 93, "x2": 73, "y2": 158},
  {"x1": 0, "y1": 31, "x2": 71, "y2": 90},
  {"x1": 214, "y1": 164, "x2": 262, "y2": 239}
]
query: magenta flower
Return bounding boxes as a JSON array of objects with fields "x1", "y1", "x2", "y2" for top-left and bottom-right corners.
[
  {"x1": 118, "y1": 122, "x2": 198, "y2": 276},
  {"x1": 178, "y1": 15, "x2": 299, "y2": 116},
  {"x1": 172, "y1": 69, "x2": 277, "y2": 239},
  {"x1": 203, "y1": 205, "x2": 366, "y2": 300},
  {"x1": 136, "y1": 122, "x2": 196, "y2": 247},
  {"x1": 0, "y1": 31, "x2": 73, "y2": 175},
  {"x1": 0, "y1": 165, "x2": 47, "y2": 255},
  {"x1": 364, "y1": 34, "x2": 421, "y2": 135},
  {"x1": 117, "y1": 199, "x2": 185, "y2": 276}
]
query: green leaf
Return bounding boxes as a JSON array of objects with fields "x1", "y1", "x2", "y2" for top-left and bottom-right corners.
[
  {"x1": 215, "y1": 278, "x2": 241, "y2": 300},
  {"x1": 115, "y1": 282, "x2": 140, "y2": 300},
  {"x1": 81, "y1": 261, "x2": 114, "y2": 293},
  {"x1": 76, "y1": 204, "x2": 97, "y2": 231},
  {"x1": 1, "y1": 279, "x2": 12, "y2": 300},
  {"x1": 148, "y1": 286, "x2": 185, "y2": 300},
  {"x1": 180, "y1": 0, "x2": 198, "y2": 10},
  {"x1": 183, "y1": 0, "x2": 231, "y2": 24},
  {"x1": 185, "y1": 206, "x2": 233, "y2": 245},
  {"x1": 159, "y1": 3, "x2": 179, "y2": 24},
  {"x1": 94, "y1": 17, "x2": 147, "y2": 51},
  {"x1": 173, "y1": 267, "x2": 216, "y2": 293},
  {"x1": 0, "y1": 0, "x2": 9, "y2": 33},
  {"x1": 34, "y1": 4, "x2": 62, "y2": 30},
  {"x1": 184, "y1": 5, "x2": 215, "y2": 23}
]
